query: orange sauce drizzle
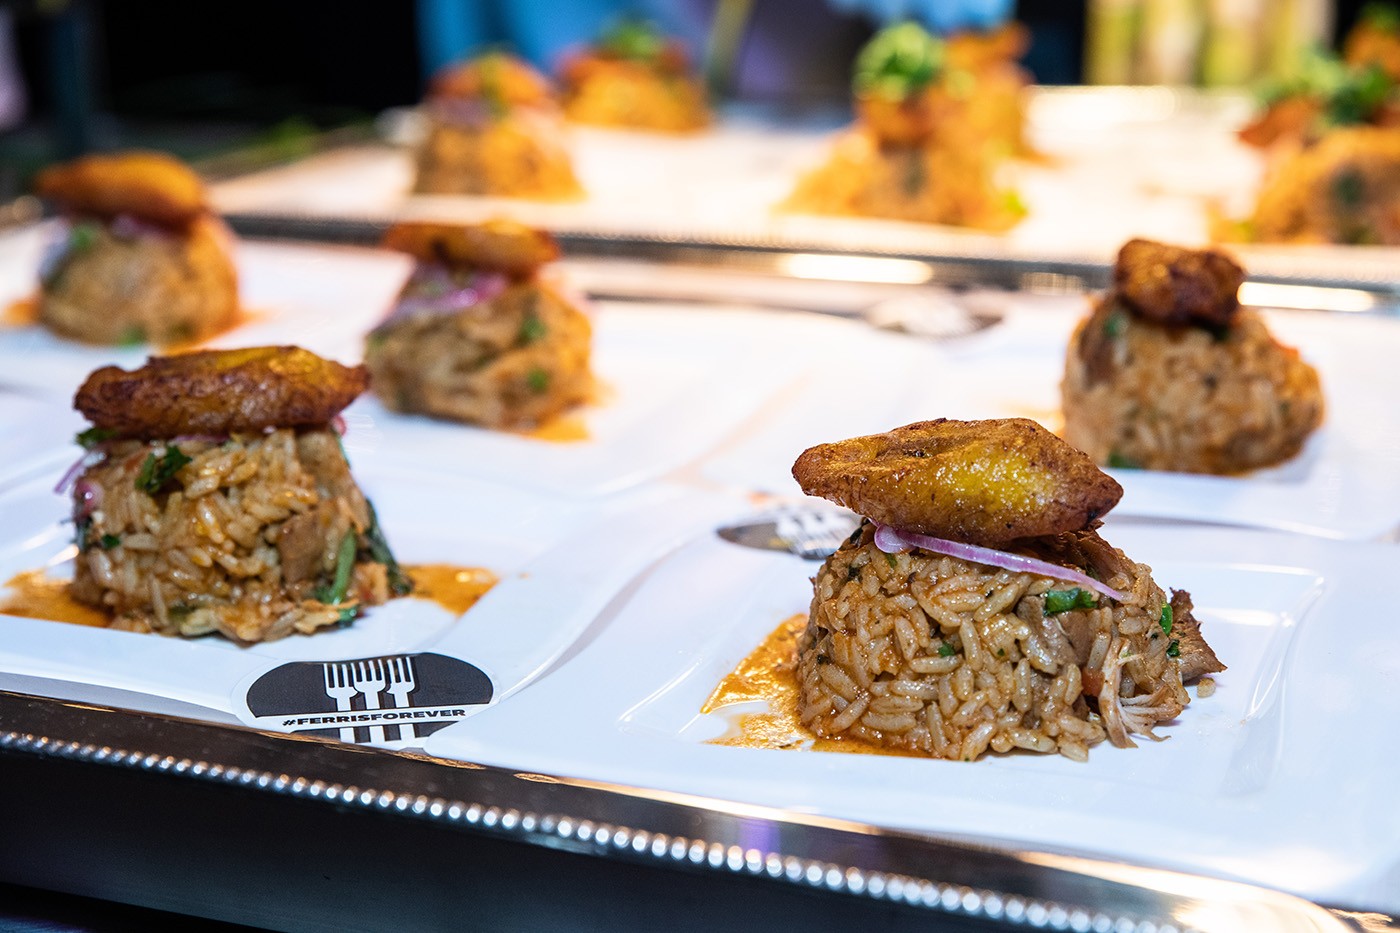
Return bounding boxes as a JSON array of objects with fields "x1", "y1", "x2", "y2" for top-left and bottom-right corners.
[
  {"x1": 0, "y1": 570, "x2": 109, "y2": 628},
  {"x1": 0, "y1": 564, "x2": 497, "y2": 632},
  {"x1": 525, "y1": 413, "x2": 590, "y2": 443},
  {"x1": 404, "y1": 563, "x2": 497, "y2": 615},
  {"x1": 701, "y1": 614, "x2": 921, "y2": 757},
  {"x1": 2, "y1": 296, "x2": 38, "y2": 327}
]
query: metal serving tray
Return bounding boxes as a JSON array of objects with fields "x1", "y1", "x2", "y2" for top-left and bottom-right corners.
[{"x1": 0, "y1": 689, "x2": 1375, "y2": 933}]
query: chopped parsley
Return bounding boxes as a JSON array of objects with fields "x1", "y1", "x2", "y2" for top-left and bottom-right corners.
[
  {"x1": 99, "y1": 533, "x2": 121, "y2": 550},
  {"x1": 885, "y1": 552, "x2": 899, "y2": 570},
  {"x1": 76, "y1": 426, "x2": 116, "y2": 449},
  {"x1": 1159, "y1": 603, "x2": 1174, "y2": 636},
  {"x1": 525, "y1": 367, "x2": 551, "y2": 393},
  {"x1": 937, "y1": 642, "x2": 957, "y2": 658},
  {"x1": 135, "y1": 445, "x2": 192, "y2": 495},
  {"x1": 1167, "y1": 639, "x2": 1181, "y2": 658},
  {"x1": 1044, "y1": 588, "x2": 1097, "y2": 614}
]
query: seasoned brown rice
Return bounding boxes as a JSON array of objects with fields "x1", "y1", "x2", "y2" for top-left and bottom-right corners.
[
  {"x1": 71, "y1": 428, "x2": 402, "y2": 644},
  {"x1": 797, "y1": 523, "x2": 1192, "y2": 761},
  {"x1": 1062, "y1": 297, "x2": 1323, "y2": 474}
]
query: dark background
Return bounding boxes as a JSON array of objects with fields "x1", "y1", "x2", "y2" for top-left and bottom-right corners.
[{"x1": 0, "y1": 1, "x2": 1378, "y2": 167}]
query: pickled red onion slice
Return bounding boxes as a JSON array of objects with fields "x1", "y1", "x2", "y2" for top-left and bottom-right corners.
[{"x1": 872, "y1": 523, "x2": 1126, "y2": 602}]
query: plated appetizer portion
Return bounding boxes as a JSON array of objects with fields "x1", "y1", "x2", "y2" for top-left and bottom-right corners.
[
  {"x1": 365, "y1": 220, "x2": 593, "y2": 430},
  {"x1": 414, "y1": 51, "x2": 583, "y2": 199},
  {"x1": 791, "y1": 418, "x2": 1222, "y2": 762},
  {"x1": 785, "y1": 22, "x2": 1024, "y2": 230},
  {"x1": 1233, "y1": 10, "x2": 1400, "y2": 244},
  {"x1": 559, "y1": 17, "x2": 711, "y2": 133},
  {"x1": 67, "y1": 346, "x2": 411, "y2": 644},
  {"x1": 1063, "y1": 239, "x2": 1323, "y2": 474},
  {"x1": 34, "y1": 150, "x2": 238, "y2": 345}
]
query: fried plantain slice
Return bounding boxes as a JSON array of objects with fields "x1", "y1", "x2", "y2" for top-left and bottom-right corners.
[
  {"x1": 35, "y1": 151, "x2": 209, "y2": 231},
  {"x1": 1113, "y1": 238, "x2": 1245, "y2": 329},
  {"x1": 75, "y1": 346, "x2": 368, "y2": 439},
  {"x1": 792, "y1": 418, "x2": 1122, "y2": 547},
  {"x1": 382, "y1": 219, "x2": 560, "y2": 278}
]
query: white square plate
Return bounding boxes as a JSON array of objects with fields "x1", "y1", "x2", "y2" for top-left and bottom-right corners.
[{"x1": 423, "y1": 518, "x2": 1400, "y2": 913}]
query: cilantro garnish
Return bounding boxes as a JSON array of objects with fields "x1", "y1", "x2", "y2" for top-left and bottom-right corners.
[
  {"x1": 1167, "y1": 639, "x2": 1181, "y2": 658},
  {"x1": 1159, "y1": 603, "x2": 1174, "y2": 635},
  {"x1": 76, "y1": 426, "x2": 116, "y2": 449},
  {"x1": 854, "y1": 22, "x2": 945, "y2": 101},
  {"x1": 135, "y1": 445, "x2": 192, "y2": 495},
  {"x1": 526, "y1": 367, "x2": 551, "y2": 393},
  {"x1": 1044, "y1": 588, "x2": 1097, "y2": 614},
  {"x1": 937, "y1": 642, "x2": 957, "y2": 658},
  {"x1": 519, "y1": 315, "x2": 547, "y2": 344}
]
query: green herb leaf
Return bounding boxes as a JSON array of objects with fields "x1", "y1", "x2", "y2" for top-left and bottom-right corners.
[
  {"x1": 885, "y1": 552, "x2": 899, "y2": 570},
  {"x1": 135, "y1": 445, "x2": 192, "y2": 495},
  {"x1": 68, "y1": 221, "x2": 100, "y2": 254},
  {"x1": 1167, "y1": 639, "x2": 1181, "y2": 658},
  {"x1": 366, "y1": 500, "x2": 413, "y2": 596},
  {"x1": 937, "y1": 642, "x2": 957, "y2": 658},
  {"x1": 599, "y1": 16, "x2": 666, "y2": 61},
  {"x1": 1107, "y1": 450, "x2": 1140, "y2": 470},
  {"x1": 526, "y1": 367, "x2": 551, "y2": 393},
  {"x1": 99, "y1": 534, "x2": 121, "y2": 550},
  {"x1": 1159, "y1": 603, "x2": 1174, "y2": 635},
  {"x1": 76, "y1": 426, "x2": 116, "y2": 449},
  {"x1": 1333, "y1": 168, "x2": 1366, "y2": 208},
  {"x1": 519, "y1": 315, "x2": 547, "y2": 344},
  {"x1": 853, "y1": 22, "x2": 945, "y2": 101},
  {"x1": 313, "y1": 531, "x2": 358, "y2": 605},
  {"x1": 1103, "y1": 308, "x2": 1128, "y2": 338},
  {"x1": 1044, "y1": 588, "x2": 1097, "y2": 614}
]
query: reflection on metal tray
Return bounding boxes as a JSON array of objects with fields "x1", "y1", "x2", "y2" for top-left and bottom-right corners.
[
  {"x1": 0, "y1": 690, "x2": 1375, "y2": 933},
  {"x1": 204, "y1": 88, "x2": 1400, "y2": 300}
]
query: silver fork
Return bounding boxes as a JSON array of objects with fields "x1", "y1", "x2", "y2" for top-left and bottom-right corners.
[
  {"x1": 352, "y1": 659, "x2": 387, "y2": 744},
  {"x1": 385, "y1": 656, "x2": 418, "y2": 742},
  {"x1": 774, "y1": 507, "x2": 859, "y2": 560},
  {"x1": 322, "y1": 662, "x2": 357, "y2": 743}
]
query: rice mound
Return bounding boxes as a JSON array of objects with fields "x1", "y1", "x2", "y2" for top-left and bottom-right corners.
[
  {"x1": 1062, "y1": 298, "x2": 1323, "y2": 474},
  {"x1": 414, "y1": 115, "x2": 583, "y2": 199},
  {"x1": 785, "y1": 130, "x2": 1021, "y2": 231},
  {"x1": 39, "y1": 217, "x2": 237, "y2": 345},
  {"x1": 562, "y1": 68, "x2": 709, "y2": 132},
  {"x1": 71, "y1": 428, "x2": 395, "y2": 644},
  {"x1": 797, "y1": 523, "x2": 1191, "y2": 761},
  {"x1": 1250, "y1": 126, "x2": 1400, "y2": 244},
  {"x1": 365, "y1": 279, "x2": 592, "y2": 429}
]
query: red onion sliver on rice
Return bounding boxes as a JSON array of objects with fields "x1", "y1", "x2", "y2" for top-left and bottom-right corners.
[
  {"x1": 872, "y1": 523, "x2": 1126, "y2": 601},
  {"x1": 73, "y1": 477, "x2": 102, "y2": 519},
  {"x1": 379, "y1": 272, "x2": 509, "y2": 327},
  {"x1": 55, "y1": 450, "x2": 104, "y2": 496}
]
